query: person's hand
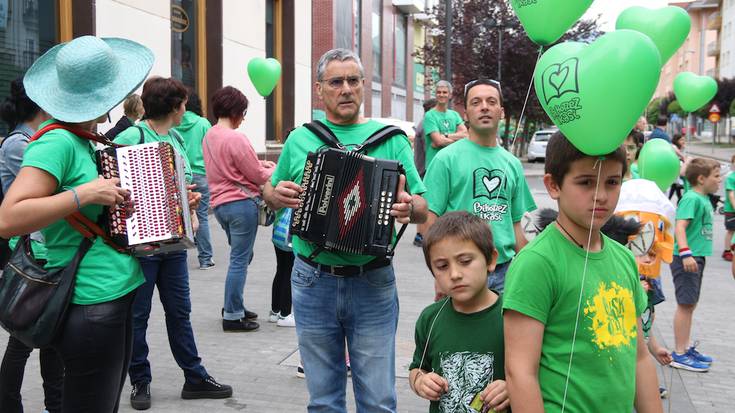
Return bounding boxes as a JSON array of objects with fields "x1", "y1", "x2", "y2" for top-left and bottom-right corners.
[
  {"x1": 190, "y1": 212, "x2": 199, "y2": 233},
  {"x1": 480, "y1": 379, "x2": 510, "y2": 412},
  {"x1": 650, "y1": 344, "x2": 673, "y2": 366},
  {"x1": 414, "y1": 372, "x2": 448, "y2": 401},
  {"x1": 273, "y1": 181, "x2": 302, "y2": 209},
  {"x1": 261, "y1": 160, "x2": 276, "y2": 169},
  {"x1": 78, "y1": 176, "x2": 130, "y2": 207},
  {"x1": 682, "y1": 256, "x2": 699, "y2": 273},
  {"x1": 187, "y1": 185, "x2": 202, "y2": 210},
  {"x1": 390, "y1": 175, "x2": 413, "y2": 224}
]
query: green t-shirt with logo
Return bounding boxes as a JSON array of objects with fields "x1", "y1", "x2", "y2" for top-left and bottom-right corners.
[
  {"x1": 724, "y1": 172, "x2": 735, "y2": 213},
  {"x1": 114, "y1": 122, "x2": 193, "y2": 184},
  {"x1": 409, "y1": 295, "x2": 505, "y2": 413},
  {"x1": 424, "y1": 139, "x2": 537, "y2": 264},
  {"x1": 270, "y1": 119, "x2": 426, "y2": 266},
  {"x1": 673, "y1": 190, "x2": 713, "y2": 257},
  {"x1": 423, "y1": 108, "x2": 464, "y2": 168},
  {"x1": 173, "y1": 111, "x2": 211, "y2": 176},
  {"x1": 503, "y1": 225, "x2": 647, "y2": 413},
  {"x1": 22, "y1": 120, "x2": 144, "y2": 305}
]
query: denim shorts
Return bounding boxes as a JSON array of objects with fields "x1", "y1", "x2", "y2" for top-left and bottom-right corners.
[{"x1": 670, "y1": 255, "x2": 706, "y2": 305}]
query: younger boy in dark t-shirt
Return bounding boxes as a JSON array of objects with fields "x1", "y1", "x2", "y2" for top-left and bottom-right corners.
[
  {"x1": 410, "y1": 212, "x2": 508, "y2": 413},
  {"x1": 503, "y1": 132, "x2": 662, "y2": 413}
]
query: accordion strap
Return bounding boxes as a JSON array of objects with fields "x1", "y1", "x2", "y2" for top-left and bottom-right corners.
[
  {"x1": 30, "y1": 123, "x2": 123, "y2": 148},
  {"x1": 303, "y1": 120, "x2": 406, "y2": 154}
]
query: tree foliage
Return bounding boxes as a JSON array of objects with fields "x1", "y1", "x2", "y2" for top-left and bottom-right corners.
[{"x1": 418, "y1": 0, "x2": 602, "y2": 139}]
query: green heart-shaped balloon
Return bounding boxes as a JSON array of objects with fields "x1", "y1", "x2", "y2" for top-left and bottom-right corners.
[
  {"x1": 247, "y1": 57, "x2": 282, "y2": 97},
  {"x1": 510, "y1": 0, "x2": 593, "y2": 46},
  {"x1": 673, "y1": 72, "x2": 718, "y2": 113},
  {"x1": 534, "y1": 30, "x2": 661, "y2": 156},
  {"x1": 638, "y1": 139, "x2": 681, "y2": 191},
  {"x1": 616, "y1": 6, "x2": 691, "y2": 66}
]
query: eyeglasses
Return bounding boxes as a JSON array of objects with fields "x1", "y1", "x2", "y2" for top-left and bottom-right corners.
[
  {"x1": 464, "y1": 78, "x2": 502, "y2": 98},
  {"x1": 322, "y1": 76, "x2": 363, "y2": 89}
]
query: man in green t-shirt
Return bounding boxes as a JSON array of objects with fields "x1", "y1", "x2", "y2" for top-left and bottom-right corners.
[
  {"x1": 424, "y1": 79, "x2": 536, "y2": 293},
  {"x1": 503, "y1": 132, "x2": 662, "y2": 413},
  {"x1": 415, "y1": 80, "x2": 468, "y2": 248},
  {"x1": 721, "y1": 155, "x2": 735, "y2": 261},
  {"x1": 264, "y1": 48, "x2": 427, "y2": 413},
  {"x1": 410, "y1": 212, "x2": 509, "y2": 413},
  {"x1": 669, "y1": 158, "x2": 720, "y2": 372}
]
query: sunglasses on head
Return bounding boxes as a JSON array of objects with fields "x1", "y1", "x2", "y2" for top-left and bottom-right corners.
[{"x1": 464, "y1": 78, "x2": 502, "y2": 98}]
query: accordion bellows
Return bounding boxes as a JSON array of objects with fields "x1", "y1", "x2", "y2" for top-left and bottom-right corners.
[
  {"x1": 97, "y1": 142, "x2": 195, "y2": 256},
  {"x1": 291, "y1": 148, "x2": 402, "y2": 256}
]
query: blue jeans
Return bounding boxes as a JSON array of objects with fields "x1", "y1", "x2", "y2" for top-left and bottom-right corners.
[
  {"x1": 292, "y1": 257, "x2": 398, "y2": 413},
  {"x1": 192, "y1": 173, "x2": 213, "y2": 266},
  {"x1": 487, "y1": 261, "x2": 511, "y2": 293},
  {"x1": 213, "y1": 198, "x2": 259, "y2": 320},
  {"x1": 129, "y1": 251, "x2": 208, "y2": 385}
]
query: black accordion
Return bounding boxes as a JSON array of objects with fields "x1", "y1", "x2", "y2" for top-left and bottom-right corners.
[
  {"x1": 96, "y1": 142, "x2": 195, "y2": 256},
  {"x1": 291, "y1": 148, "x2": 404, "y2": 256}
]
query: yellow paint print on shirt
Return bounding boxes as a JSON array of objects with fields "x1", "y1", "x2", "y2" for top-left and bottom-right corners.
[{"x1": 583, "y1": 281, "x2": 638, "y2": 350}]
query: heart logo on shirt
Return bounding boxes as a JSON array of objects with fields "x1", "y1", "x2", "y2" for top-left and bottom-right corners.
[{"x1": 483, "y1": 176, "x2": 501, "y2": 195}]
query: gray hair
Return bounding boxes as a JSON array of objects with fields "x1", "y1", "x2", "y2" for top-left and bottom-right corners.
[
  {"x1": 316, "y1": 48, "x2": 365, "y2": 81},
  {"x1": 436, "y1": 80, "x2": 453, "y2": 94}
]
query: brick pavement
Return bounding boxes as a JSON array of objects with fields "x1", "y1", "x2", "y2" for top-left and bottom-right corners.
[{"x1": 3, "y1": 171, "x2": 735, "y2": 412}]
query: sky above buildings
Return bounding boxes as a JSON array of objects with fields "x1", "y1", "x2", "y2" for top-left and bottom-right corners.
[{"x1": 584, "y1": 0, "x2": 681, "y2": 31}]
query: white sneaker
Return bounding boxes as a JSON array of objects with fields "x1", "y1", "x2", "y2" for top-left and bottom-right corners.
[
  {"x1": 268, "y1": 310, "x2": 281, "y2": 323},
  {"x1": 277, "y1": 313, "x2": 296, "y2": 327}
]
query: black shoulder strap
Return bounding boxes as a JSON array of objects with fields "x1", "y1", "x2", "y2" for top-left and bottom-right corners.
[
  {"x1": 303, "y1": 120, "x2": 345, "y2": 150},
  {"x1": 169, "y1": 128, "x2": 185, "y2": 148},
  {"x1": 136, "y1": 126, "x2": 145, "y2": 145},
  {"x1": 355, "y1": 125, "x2": 406, "y2": 153}
]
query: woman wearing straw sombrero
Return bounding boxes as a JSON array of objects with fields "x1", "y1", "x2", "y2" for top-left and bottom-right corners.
[{"x1": 0, "y1": 36, "x2": 153, "y2": 412}]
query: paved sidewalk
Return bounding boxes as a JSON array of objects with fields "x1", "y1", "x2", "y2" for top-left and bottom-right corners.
[{"x1": 2, "y1": 172, "x2": 735, "y2": 412}]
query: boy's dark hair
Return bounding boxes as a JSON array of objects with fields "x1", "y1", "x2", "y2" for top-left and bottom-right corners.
[
  {"x1": 685, "y1": 158, "x2": 719, "y2": 186},
  {"x1": 423, "y1": 98, "x2": 437, "y2": 113},
  {"x1": 656, "y1": 116, "x2": 668, "y2": 127},
  {"x1": 0, "y1": 77, "x2": 41, "y2": 131},
  {"x1": 422, "y1": 211, "x2": 495, "y2": 276},
  {"x1": 185, "y1": 90, "x2": 203, "y2": 116},
  {"x1": 545, "y1": 131, "x2": 627, "y2": 186}
]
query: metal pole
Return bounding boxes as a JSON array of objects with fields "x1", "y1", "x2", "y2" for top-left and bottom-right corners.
[{"x1": 444, "y1": 0, "x2": 452, "y2": 82}]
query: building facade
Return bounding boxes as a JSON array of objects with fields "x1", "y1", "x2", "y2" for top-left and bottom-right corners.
[
  {"x1": 721, "y1": 0, "x2": 735, "y2": 78},
  {"x1": 0, "y1": 0, "x2": 313, "y2": 153},
  {"x1": 310, "y1": 0, "x2": 428, "y2": 123}
]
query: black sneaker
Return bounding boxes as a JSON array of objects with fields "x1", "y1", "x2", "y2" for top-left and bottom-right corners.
[
  {"x1": 222, "y1": 318, "x2": 260, "y2": 332},
  {"x1": 181, "y1": 375, "x2": 233, "y2": 400},
  {"x1": 130, "y1": 382, "x2": 151, "y2": 410},
  {"x1": 221, "y1": 308, "x2": 258, "y2": 320}
]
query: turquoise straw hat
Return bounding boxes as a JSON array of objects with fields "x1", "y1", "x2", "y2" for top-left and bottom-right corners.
[{"x1": 23, "y1": 36, "x2": 154, "y2": 123}]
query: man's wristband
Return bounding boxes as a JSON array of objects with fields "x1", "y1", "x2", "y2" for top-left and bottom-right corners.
[
  {"x1": 679, "y1": 247, "x2": 692, "y2": 258},
  {"x1": 64, "y1": 186, "x2": 81, "y2": 210}
]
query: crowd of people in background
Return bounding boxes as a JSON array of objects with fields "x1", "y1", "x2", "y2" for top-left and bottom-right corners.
[{"x1": 0, "y1": 35, "x2": 728, "y2": 413}]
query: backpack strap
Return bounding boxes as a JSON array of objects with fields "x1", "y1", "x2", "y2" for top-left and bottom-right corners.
[
  {"x1": 303, "y1": 120, "x2": 345, "y2": 150},
  {"x1": 136, "y1": 126, "x2": 145, "y2": 145},
  {"x1": 354, "y1": 125, "x2": 406, "y2": 153}
]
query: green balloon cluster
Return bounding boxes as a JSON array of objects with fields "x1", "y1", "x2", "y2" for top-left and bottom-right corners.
[
  {"x1": 533, "y1": 30, "x2": 661, "y2": 155},
  {"x1": 638, "y1": 139, "x2": 681, "y2": 191},
  {"x1": 247, "y1": 57, "x2": 282, "y2": 97},
  {"x1": 510, "y1": 0, "x2": 593, "y2": 46},
  {"x1": 616, "y1": 6, "x2": 691, "y2": 66},
  {"x1": 674, "y1": 72, "x2": 718, "y2": 113}
]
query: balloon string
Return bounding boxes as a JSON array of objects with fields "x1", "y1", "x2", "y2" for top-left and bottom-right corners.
[
  {"x1": 510, "y1": 45, "x2": 544, "y2": 150},
  {"x1": 560, "y1": 157, "x2": 602, "y2": 413}
]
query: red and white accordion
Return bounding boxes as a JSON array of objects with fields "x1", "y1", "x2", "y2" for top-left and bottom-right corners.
[{"x1": 96, "y1": 142, "x2": 195, "y2": 256}]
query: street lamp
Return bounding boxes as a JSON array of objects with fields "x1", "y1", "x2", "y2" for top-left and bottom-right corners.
[{"x1": 484, "y1": 19, "x2": 504, "y2": 82}]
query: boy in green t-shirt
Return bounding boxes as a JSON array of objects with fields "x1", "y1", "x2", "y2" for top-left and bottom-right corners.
[
  {"x1": 503, "y1": 132, "x2": 662, "y2": 413},
  {"x1": 410, "y1": 212, "x2": 509, "y2": 413},
  {"x1": 721, "y1": 154, "x2": 735, "y2": 261},
  {"x1": 669, "y1": 157, "x2": 720, "y2": 372}
]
